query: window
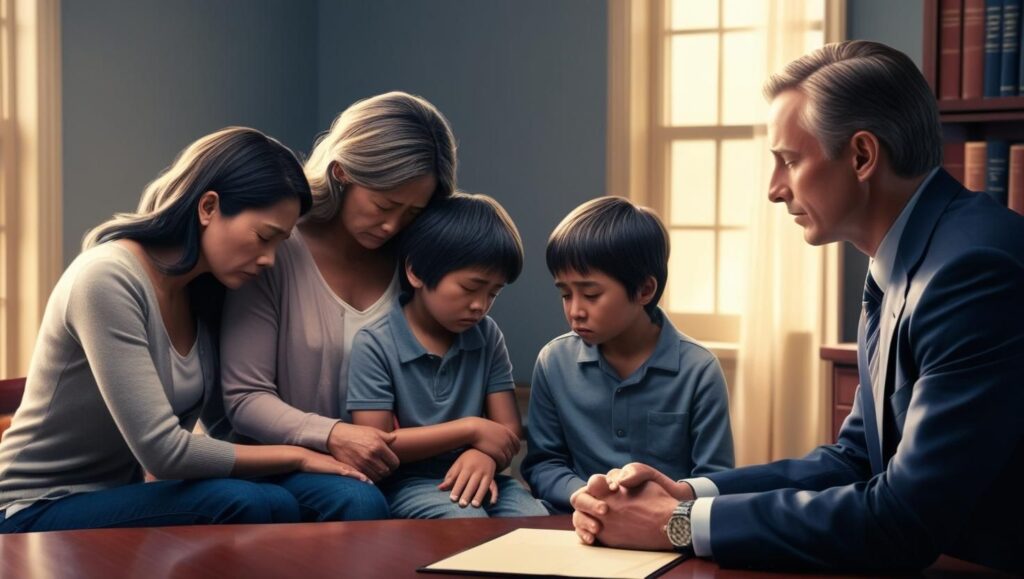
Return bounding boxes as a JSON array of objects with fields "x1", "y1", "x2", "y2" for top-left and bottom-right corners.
[
  {"x1": 609, "y1": 0, "x2": 837, "y2": 344},
  {"x1": 0, "y1": 0, "x2": 62, "y2": 378}
]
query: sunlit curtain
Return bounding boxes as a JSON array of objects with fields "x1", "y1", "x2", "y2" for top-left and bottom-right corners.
[{"x1": 730, "y1": 0, "x2": 836, "y2": 465}]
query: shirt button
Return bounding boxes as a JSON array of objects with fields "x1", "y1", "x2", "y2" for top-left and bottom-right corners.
[
  {"x1": 615, "y1": 388, "x2": 622, "y2": 394},
  {"x1": 616, "y1": 429, "x2": 625, "y2": 437}
]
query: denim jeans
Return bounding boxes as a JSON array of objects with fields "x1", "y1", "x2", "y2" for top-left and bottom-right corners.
[
  {"x1": 0, "y1": 478, "x2": 300, "y2": 533},
  {"x1": 259, "y1": 472, "x2": 390, "y2": 521},
  {"x1": 382, "y1": 459, "x2": 548, "y2": 519}
]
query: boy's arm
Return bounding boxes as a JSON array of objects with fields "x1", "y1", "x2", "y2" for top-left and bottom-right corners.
[
  {"x1": 520, "y1": 358, "x2": 586, "y2": 512},
  {"x1": 484, "y1": 390, "x2": 523, "y2": 469},
  {"x1": 351, "y1": 410, "x2": 495, "y2": 463},
  {"x1": 688, "y1": 356, "x2": 736, "y2": 475}
]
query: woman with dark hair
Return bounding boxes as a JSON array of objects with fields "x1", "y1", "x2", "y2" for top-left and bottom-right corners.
[{"x1": 0, "y1": 127, "x2": 368, "y2": 533}]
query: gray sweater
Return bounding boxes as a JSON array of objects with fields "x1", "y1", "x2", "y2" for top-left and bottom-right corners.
[{"x1": 0, "y1": 243, "x2": 236, "y2": 516}]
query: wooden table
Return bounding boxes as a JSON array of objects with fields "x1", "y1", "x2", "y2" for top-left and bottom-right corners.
[{"x1": 0, "y1": 515, "x2": 1011, "y2": 578}]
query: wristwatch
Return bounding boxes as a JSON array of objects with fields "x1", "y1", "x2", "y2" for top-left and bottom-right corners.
[{"x1": 665, "y1": 500, "x2": 695, "y2": 555}]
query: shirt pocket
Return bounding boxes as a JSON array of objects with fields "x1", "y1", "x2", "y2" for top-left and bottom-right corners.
[{"x1": 645, "y1": 411, "x2": 690, "y2": 472}]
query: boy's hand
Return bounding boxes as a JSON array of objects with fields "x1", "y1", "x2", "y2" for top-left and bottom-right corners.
[
  {"x1": 438, "y1": 448, "x2": 499, "y2": 508},
  {"x1": 606, "y1": 462, "x2": 695, "y2": 500},
  {"x1": 465, "y1": 417, "x2": 520, "y2": 470}
]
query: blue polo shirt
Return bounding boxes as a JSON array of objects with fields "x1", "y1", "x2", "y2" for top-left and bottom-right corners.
[
  {"x1": 345, "y1": 298, "x2": 516, "y2": 447},
  {"x1": 520, "y1": 309, "x2": 735, "y2": 512}
]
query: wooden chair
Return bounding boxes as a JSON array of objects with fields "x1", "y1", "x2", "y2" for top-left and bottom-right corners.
[{"x1": 0, "y1": 377, "x2": 26, "y2": 440}]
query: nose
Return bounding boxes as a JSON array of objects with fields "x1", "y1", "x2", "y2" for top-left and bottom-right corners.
[
  {"x1": 380, "y1": 215, "x2": 402, "y2": 236},
  {"x1": 568, "y1": 297, "x2": 586, "y2": 321},
  {"x1": 768, "y1": 173, "x2": 791, "y2": 205},
  {"x1": 256, "y1": 249, "x2": 275, "y2": 269}
]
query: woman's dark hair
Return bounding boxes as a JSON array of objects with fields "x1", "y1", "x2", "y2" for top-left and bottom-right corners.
[
  {"x1": 84, "y1": 126, "x2": 311, "y2": 273},
  {"x1": 83, "y1": 127, "x2": 312, "y2": 327}
]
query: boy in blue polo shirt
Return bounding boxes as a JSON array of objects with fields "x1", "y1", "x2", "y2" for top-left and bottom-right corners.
[
  {"x1": 346, "y1": 193, "x2": 547, "y2": 519},
  {"x1": 521, "y1": 196, "x2": 735, "y2": 513}
]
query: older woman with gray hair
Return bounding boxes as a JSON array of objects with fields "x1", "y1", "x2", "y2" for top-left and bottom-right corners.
[{"x1": 220, "y1": 92, "x2": 458, "y2": 521}]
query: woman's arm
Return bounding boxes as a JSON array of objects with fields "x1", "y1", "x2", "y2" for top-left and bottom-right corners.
[
  {"x1": 351, "y1": 411, "x2": 517, "y2": 466},
  {"x1": 231, "y1": 444, "x2": 368, "y2": 481}
]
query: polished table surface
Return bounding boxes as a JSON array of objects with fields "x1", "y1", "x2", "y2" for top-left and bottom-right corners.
[{"x1": 0, "y1": 515, "x2": 1012, "y2": 578}]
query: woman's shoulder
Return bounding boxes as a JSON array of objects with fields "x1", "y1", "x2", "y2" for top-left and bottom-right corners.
[{"x1": 64, "y1": 242, "x2": 148, "y2": 291}]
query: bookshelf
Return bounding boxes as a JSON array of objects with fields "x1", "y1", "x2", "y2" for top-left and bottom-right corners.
[{"x1": 924, "y1": 0, "x2": 1024, "y2": 138}]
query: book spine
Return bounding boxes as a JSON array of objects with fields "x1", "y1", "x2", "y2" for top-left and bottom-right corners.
[
  {"x1": 986, "y1": 139, "x2": 1010, "y2": 204},
  {"x1": 984, "y1": 0, "x2": 1004, "y2": 98},
  {"x1": 1001, "y1": 0, "x2": 1021, "y2": 94},
  {"x1": 943, "y1": 141, "x2": 967, "y2": 183},
  {"x1": 965, "y1": 141, "x2": 988, "y2": 191},
  {"x1": 1009, "y1": 144, "x2": 1024, "y2": 214},
  {"x1": 964, "y1": 0, "x2": 987, "y2": 98},
  {"x1": 941, "y1": 0, "x2": 965, "y2": 99}
]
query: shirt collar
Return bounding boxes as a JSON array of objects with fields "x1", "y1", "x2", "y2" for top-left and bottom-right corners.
[
  {"x1": 869, "y1": 167, "x2": 939, "y2": 292},
  {"x1": 390, "y1": 295, "x2": 484, "y2": 364},
  {"x1": 575, "y1": 308, "x2": 681, "y2": 374}
]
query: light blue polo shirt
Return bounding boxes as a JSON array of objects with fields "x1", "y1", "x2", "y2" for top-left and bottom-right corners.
[
  {"x1": 345, "y1": 298, "x2": 516, "y2": 445},
  {"x1": 520, "y1": 308, "x2": 735, "y2": 513}
]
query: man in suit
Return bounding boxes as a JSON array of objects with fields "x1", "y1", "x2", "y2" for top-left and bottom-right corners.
[{"x1": 570, "y1": 40, "x2": 1024, "y2": 573}]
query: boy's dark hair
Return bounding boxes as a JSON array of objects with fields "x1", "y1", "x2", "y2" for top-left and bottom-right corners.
[
  {"x1": 399, "y1": 192, "x2": 524, "y2": 292},
  {"x1": 546, "y1": 196, "x2": 669, "y2": 319}
]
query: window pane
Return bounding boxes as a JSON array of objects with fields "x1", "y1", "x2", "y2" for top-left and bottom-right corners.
[
  {"x1": 671, "y1": 0, "x2": 719, "y2": 30},
  {"x1": 718, "y1": 231, "x2": 748, "y2": 314},
  {"x1": 671, "y1": 140, "x2": 716, "y2": 226},
  {"x1": 719, "y1": 139, "x2": 758, "y2": 226},
  {"x1": 721, "y1": 30, "x2": 766, "y2": 125},
  {"x1": 670, "y1": 34, "x2": 719, "y2": 126},
  {"x1": 722, "y1": 0, "x2": 764, "y2": 28},
  {"x1": 804, "y1": 29, "x2": 825, "y2": 53},
  {"x1": 668, "y1": 230, "x2": 715, "y2": 314},
  {"x1": 805, "y1": 0, "x2": 825, "y2": 22}
]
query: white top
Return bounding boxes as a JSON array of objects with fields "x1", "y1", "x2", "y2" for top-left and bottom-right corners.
[{"x1": 170, "y1": 336, "x2": 203, "y2": 415}]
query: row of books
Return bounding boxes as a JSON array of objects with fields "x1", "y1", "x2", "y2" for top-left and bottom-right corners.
[
  {"x1": 944, "y1": 140, "x2": 1024, "y2": 213},
  {"x1": 939, "y1": 0, "x2": 1024, "y2": 99}
]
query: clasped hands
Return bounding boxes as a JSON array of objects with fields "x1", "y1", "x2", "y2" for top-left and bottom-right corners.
[{"x1": 570, "y1": 462, "x2": 695, "y2": 551}]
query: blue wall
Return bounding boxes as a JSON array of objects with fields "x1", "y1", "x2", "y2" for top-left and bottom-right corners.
[{"x1": 62, "y1": 0, "x2": 318, "y2": 265}]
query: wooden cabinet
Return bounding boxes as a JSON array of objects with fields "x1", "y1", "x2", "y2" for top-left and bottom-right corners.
[{"x1": 820, "y1": 345, "x2": 857, "y2": 444}]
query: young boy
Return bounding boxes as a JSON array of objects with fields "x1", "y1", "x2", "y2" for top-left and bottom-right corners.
[
  {"x1": 521, "y1": 196, "x2": 735, "y2": 513},
  {"x1": 346, "y1": 193, "x2": 547, "y2": 519}
]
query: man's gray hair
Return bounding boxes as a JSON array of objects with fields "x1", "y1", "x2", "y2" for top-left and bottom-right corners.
[{"x1": 764, "y1": 40, "x2": 942, "y2": 177}]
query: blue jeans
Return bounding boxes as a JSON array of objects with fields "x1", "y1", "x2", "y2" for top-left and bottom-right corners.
[
  {"x1": 0, "y1": 479, "x2": 300, "y2": 533},
  {"x1": 260, "y1": 472, "x2": 389, "y2": 521},
  {"x1": 382, "y1": 460, "x2": 548, "y2": 519}
]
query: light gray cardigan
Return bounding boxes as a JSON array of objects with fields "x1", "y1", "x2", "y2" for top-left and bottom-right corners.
[{"x1": 0, "y1": 243, "x2": 236, "y2": 516}]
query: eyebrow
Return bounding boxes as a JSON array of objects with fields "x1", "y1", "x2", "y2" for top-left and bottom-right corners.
[
  {"x1": 468, "y1": 276, "x2": 506, "y2": 287},
  {"x1": 554, "y1": 281, "x2": 600, "y2": 289},
  {"x1": 263, "y1": 224, "x2": 291, "y2": 239},
  {"x1": 770, "y1": 148, "x2": 798, "y2": 156},
  {"x1": 379, "y1": 193, "x2": 428, "y2": 210}
]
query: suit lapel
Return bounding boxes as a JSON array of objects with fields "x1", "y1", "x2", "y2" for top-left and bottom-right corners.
[{"x1": 870, "y1": 169, "x2": 962, "y2": 460}]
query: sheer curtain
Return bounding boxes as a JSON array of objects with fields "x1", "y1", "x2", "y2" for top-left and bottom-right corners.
[{"x1": 730, "y1": 0, "x2": 843, "y2": 466}]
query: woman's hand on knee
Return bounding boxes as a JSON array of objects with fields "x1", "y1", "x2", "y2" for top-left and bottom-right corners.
[{"x1": 299, "y1": 448, "x2": 372, "y2": 483}]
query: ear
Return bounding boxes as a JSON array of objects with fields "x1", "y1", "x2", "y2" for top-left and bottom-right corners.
[
  {"x1": 848, "y1": 130, "x2": 880, "y2": 182},
  {"x1": 636, "y1": 275, "x2": 658, "y2": 306},
  {"x1": 330, "y1": 162, "x2": 349, "y2": 186},
  {"x1": 197, "y1": 191, "x2": 219, "y2": 226},
  {"x1": 404, "y1": 260, "x2": 425, "y2": 289}
]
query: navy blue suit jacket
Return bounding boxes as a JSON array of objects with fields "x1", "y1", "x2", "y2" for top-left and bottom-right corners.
[{"x1": 705, "y1": 170, "x2": 1024, "y2": 572}]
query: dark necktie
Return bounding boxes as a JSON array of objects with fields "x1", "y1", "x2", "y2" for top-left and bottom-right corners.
[{"x1": 863, "y1": 271, "x2": 899, "y2": 462}]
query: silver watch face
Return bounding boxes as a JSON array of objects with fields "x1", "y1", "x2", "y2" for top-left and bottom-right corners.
[{"x1": 667, "y1": 513, "x2": 692, "y2": 548}]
